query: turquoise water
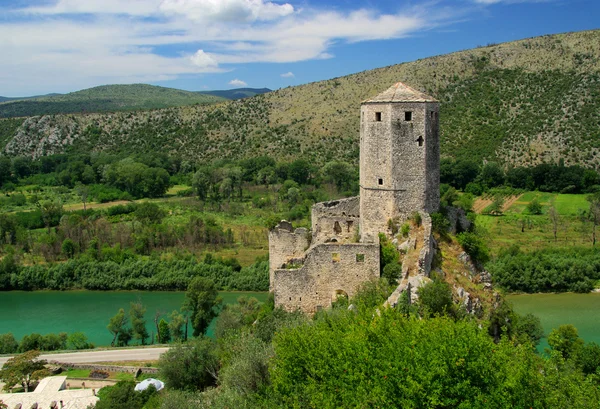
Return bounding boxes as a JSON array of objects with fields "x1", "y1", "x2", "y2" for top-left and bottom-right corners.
[
  {"x1": 507, "y1": 293, "x2": 600, "y2": 351},
  {"x1": 0, "y1": 291, "x2": 267, "y2": 347}
]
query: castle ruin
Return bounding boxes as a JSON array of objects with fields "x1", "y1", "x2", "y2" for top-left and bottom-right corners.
[{"x1": 269, "y1": 82, "x2": 440, "y2": 314}]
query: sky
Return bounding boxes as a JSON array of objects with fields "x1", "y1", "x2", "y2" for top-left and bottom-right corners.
[{"x1": 0, "y1": 0, "x2": 598, "y2": 96}]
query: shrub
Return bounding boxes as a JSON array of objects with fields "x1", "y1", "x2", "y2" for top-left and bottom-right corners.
[
  {"x1": 456, "y1": 232, "x2": 490, "y2": 264},
  {"x1": 89, "y1": 370, "x2": 110, "y2": 379}
]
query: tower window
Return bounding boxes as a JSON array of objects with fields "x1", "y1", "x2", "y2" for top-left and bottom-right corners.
[
  {"x1": 334, "y1": 221, "x2": 342, "y2": 235},
  {"x1": 417, "y1": 136, "x2": 424, "y2": 147},
  {"x1": 431, "y1": 111, "x2": 434, "y2": 119},
  {"x1": 332, "y1": 253, "x2": 340, "y2": 262},
  {"x1": 405, "y1": 111, "x2": 412, "y2": 121},
  {"x1": 378, "y1": 178, "x2": 383, "y2": 185},
  {"x1": 375, "y1": 112, "x2": 382, "y2": 122},
  {"x1": 356, "y1": 254, "x2": 365, "y2": 262}
]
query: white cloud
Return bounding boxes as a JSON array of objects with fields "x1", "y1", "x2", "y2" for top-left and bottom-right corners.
[
  {"x1": 0, "y1": 0, "x2": 464, "y2": 95},
  {"x1": 190, "y1": 50, "x2": 219, "y2": 68},
  {"x1": 159, "y1": 0, "x2": 294, "y2": 23},
  {"x1": 229, "y1": 79, "x2": 248, "y2": 87},
  {"x1": 280, "y1": 71, "x2": 294, "y2": 78}
]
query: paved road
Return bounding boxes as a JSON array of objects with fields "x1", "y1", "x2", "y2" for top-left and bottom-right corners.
[{"x1": 0, "y1": 347, "x2": 169, "y2": 366}]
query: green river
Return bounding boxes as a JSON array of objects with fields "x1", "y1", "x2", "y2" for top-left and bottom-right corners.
[
  {"x1": 507, "y1": 293, "x2": 600, "y2": 351},
  {"x1": 0, "y1": 291, "x2": 267, "y2": 347},
  {"x1": 0, "y1": 291, "x2": 598, "y2": 349}
]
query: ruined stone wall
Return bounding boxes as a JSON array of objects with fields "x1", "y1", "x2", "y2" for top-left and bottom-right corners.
[
  {"x1": 359, "y1": 101, "x2": 439, "y2": 240},
  {"x1": 311, "y1": 196, "x2": 360, "y2": 245},
  {"x1": 268, "y1": 221, "x2": 310, "y2": 291},
  {"x1": 417, "y1": 212, "x2": 435, "y2": 277},
  {"x1": 273, "y1": 242, "x2": 380, "y2": 314}
]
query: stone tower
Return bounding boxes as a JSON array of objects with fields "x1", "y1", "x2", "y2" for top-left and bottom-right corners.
[{"x1": 359, "y1": 82, "x2": 440, "y2": 241}]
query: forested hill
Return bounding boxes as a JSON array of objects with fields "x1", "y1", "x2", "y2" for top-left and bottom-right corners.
[
  {"x1": 0, "y1": 84, "x2": 225, "y2": 118},
  {"x1": 1, "y1": 30, "x2": 599, "y2": 167}
]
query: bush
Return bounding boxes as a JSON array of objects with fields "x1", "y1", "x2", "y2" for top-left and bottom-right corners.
[
  {"x1": 158, "y1": 337, "x2": 218, "y2": 392},
  {"x1": 89, "y1": 370, "x2": 110, "y2": 379},
  {"x1": 382, "y1": 262, "x2": 402, "y2": 285},
  {"x1": 456, "y1": 232, "x2": 490, "y2": 264}
]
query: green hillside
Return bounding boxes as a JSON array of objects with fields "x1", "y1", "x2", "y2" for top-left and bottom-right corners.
[
  {"x1": 0, "y1": 84, "x2": 225, "y2": 118},
  {"x1": 1, "y1": 30, "x2": 599, "y2": 166}
]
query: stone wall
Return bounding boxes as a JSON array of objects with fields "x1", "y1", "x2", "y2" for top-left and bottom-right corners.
[
  {"x1": 311, "y1": 196, "x2": 360, "y2": 245},
  {"x1": 268, "y1": 221, "x2": 310, "y2": 291},
  {"x1": 273, "y1": 241, "x2": 380, "y2": 314},
  {"x1": 417, "y1": 212, "x2": 436, "y2": 277}
]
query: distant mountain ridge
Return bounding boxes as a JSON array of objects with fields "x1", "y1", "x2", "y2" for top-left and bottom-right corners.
[
  {"x1": 0, "y1": 84, "x2": 226, "y2": 118},
  {"x1": 198, "y1": 88, "x2": 272, "y2": 100},
  {"x1": 1, "y1": 29, "x2": 600, "y2": 168}
]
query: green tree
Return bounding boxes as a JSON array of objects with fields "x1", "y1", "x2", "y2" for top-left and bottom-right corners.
[
  {"x1": 95, "y1": 380, "x2": 157, "y2": 409},
  {"x1": 0, "y1": 350, "x2": 49, "y2": 392},
  {"x1": 526, "y1": 198, "x2": 543, "y2": 215},
  {"x1": 0, "y1": 333, "x2": 18, "y2": 354},
  {"x1": 417, "y1": 277, "x2": 454, "y2": 316},
  {"x1": 158, "y1": 319, "x2": 171, "y2": 344},
  {"x1": 168, "y1": 310, "x2": 185, "y2": 342},
  {"x1": 134, "y1": 202, "x2": 166, "y2": 225},
  {"x1": 382, "y1": 262, "x2": 402, "y2": 286},
  {"x1": 107, "y1": 308, "x2": 128, "y2": 347},
  {"x1": 61, "y1": 238, "x2": 77, "y2": 258},
  {"x1": 38, "y1": 200, "x2": 63, "y2": 233},
  {"x1": 67, "y1": 332, "x2": 93, "y2": 350},
  {"x1": 585, "y1": 192, "x2": 600, "y2": 245},
  {"x1": 129, "y1": 301, "x2": 149, "y2": 345},
  {"x1": 548, "y1": 324, "x2": 584, "y2": 360},
  {"x1": 158, "y1": 337, "x2": 218, "y2": 391},
  {"x1": 184, "y1": 277, "x2": 222, "y2": 337}
]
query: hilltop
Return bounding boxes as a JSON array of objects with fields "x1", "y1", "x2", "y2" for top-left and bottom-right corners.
[
  {"x1": 0, "y1": 84, "x2": 225, "y2": 118},
  {"x1": 198, "y1": 87, "x2": 272, "y2": 100},
  {"x1": 1, "y1": 29, "x2": 599, "y2": 166}
]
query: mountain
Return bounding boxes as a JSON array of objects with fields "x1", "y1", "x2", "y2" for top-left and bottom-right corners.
[
  {"x1": 198, "y1": 88, "x2": 272, "y2": 100},
  {"x1": 0, "y1": 84, "x2": 225, "y2": 118},
  {"x1": 0, "y1": 94, "x2": 61, "y2": 103},
  {"x1": 2, "y1": 30, "x2": 599, "y2": 167}
]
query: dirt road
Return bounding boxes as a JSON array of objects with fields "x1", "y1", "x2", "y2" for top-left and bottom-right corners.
[{"x1": 0, "y1": 347, "x2": 169, "y2": 367}]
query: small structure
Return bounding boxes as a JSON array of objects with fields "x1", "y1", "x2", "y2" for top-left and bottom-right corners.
[
  {"x1": 0, "y1": 376, "x2": 98, "y2": 409},
  {"x1": 134, "y1": 378, "x2": 164, "y2": 392},
  {"x1": 269, "y1": 82, "x2": 440, "y2": 314}
]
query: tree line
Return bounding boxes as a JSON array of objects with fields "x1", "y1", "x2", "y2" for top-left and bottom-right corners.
[
  {"x1": 441, "y1": 158, "x2": 600, "y2": 195},
  {"x1": 0, "y1": 254, "x2": 268, "y2": 292}
]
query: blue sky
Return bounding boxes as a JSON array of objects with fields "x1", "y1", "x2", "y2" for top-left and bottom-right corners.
[{"x1": 0, "y1": 0, "x2": 598, "y2": 96}]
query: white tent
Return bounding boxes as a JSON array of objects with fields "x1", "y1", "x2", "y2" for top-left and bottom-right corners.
[{"x1": 134, "y1": 378, "x2": 165, "y2": 392}]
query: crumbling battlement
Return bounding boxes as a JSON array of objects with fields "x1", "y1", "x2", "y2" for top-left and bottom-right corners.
[
  {"x1": 268, "y1": 221, "x2": 310, "y2": 291},
  {"x1": 311, "y1": 196, "x2": 360, "y2": 245},
  {"x1": 273, "y1": 241, "x2": 380, "y2": 314}
]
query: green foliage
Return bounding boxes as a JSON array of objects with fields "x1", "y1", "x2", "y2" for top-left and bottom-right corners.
[
  {"x1": 487, "y1": 247, "x2": 600, "y2": 293},
  {"x1": 431, "y1": 212, "x2": 450, "y2": 234},
  {"x1": 129, "y1": 301, "x2": 149, "y2": 345},
  {"x1": 0, "y1": 333, "x2": 18, "y2": 354},
  {"x1": 95, "y1": 380, "x2": 158, "y2": 409},
  {"x1": 135, "y1": 202, "x2": 167, "y2": 225},
  {"x1": 158, "y1": 336, "x2": 218, "y2": 391},
  {"x1": 158, "y1": 319, "x2": 171, "y2": 344},
  {"x1": 382, "y1": 262, "x2": 402, "y2": 285},
  {"x1": 349, "y1": 279, "x2": 393, "y2": 311},
  {"x1": 168, "y1": 310, "x2": 185, "y2": 342},
  {"x1": 378, "y1": 233, "x2": 398, "y2": 274},
  {"x1": 67, "y1": 331, "x2": 93, "y2": 350},
  {"x1": 513, "y1": 313, "x2": 544, "y2": 346},
  {"x1": 525, "y1": 197, "x2": 543, "y2": 215},
  {"x1": 0, "y1": 350, "x2": 48, "y2": 392},
  {"x1": 264, "y1": 308, "x2": 600, "y2": 408},
  {"x1": 107, "y1": 308, "x2": 128, "y2": 347},
  {"x1": 548, "y1": 324, "x2": 585, "y2": 361},
  {"x1": 184, "y1": 277, "x2": 222, "y2": 337},
  {"x1": 19, "y1": 332, "x2": 67, "y2": 352},
  {"x1": 400, "y1": 223, "x2": 410, "y2": 237},
  {"x1": 456, "y1": 231, "x2": 490, "y2": 264},
  {"x1": 417, "y1": 276, "x2": 454, "y2": 316}
]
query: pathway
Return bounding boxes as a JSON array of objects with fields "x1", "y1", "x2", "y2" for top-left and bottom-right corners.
[{"x1": 0, "y1": 347, "x2": 169, "y2": 367}]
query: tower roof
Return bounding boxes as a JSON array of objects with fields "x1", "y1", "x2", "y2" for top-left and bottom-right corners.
[{"x1": 362, "y1": 82, "x2": 437, "y2": 103}]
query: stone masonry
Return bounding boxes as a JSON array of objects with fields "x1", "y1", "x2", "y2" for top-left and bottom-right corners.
[{"x1": 270, "y1": 82, "x2": 440, "y2": 314}]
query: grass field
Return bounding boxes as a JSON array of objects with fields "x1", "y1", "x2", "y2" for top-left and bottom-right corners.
[{"x1": 476, "y1": 191, "x2": 593, "y2": 254}]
